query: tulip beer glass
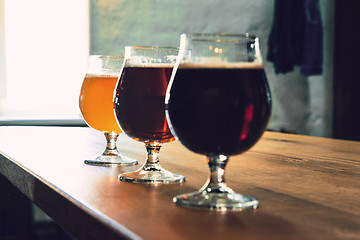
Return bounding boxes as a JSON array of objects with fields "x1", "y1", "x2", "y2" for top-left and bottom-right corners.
[
  {"x1": 79, "y1": 55, "x2": 138, "y2": 165},
  {"x1": 166, "y1": 34, "x2": 271, "y2": 210},
  {"x1": 114, "y1": 46, "x2": 185, "y2": 183}
]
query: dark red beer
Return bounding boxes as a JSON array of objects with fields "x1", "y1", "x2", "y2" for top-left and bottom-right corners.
[
  {"x1": 166, "y1": 63, "x2": 271, "y2": 156},
  {"x1": 114, "y1": 65, "x2": 175, "y2": 143}
]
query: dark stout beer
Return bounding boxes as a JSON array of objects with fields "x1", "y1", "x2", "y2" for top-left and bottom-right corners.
[{"x1": 166, "y1": 63, "x2": 271, "y2": 156}]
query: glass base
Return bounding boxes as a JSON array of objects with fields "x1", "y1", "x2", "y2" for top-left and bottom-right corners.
[
  {"x1": 173, "y1": 191, "x2": 259, "y2": 211},
  {"x1": 84, "y1": 132, "x2": 138, "y2": 165},
  {"x1": 119, "y1": 164, "x2": 185, "y2": 184},
  {"x1": 84, "y1": 155, "x2": 138, "y2": 165}
]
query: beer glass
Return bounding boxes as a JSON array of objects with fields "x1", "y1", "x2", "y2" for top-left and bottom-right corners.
[
  {"x1": 114, "y1": 46, "x2": 185, "y2": 183},
  {"x1": 165, "y1": 34, "x2": 272, "y2": 210},
  {"x1": 79, "y1": 55, "x2": 138, "y2": 165}
]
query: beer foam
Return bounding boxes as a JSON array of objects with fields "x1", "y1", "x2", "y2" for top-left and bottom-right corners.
[
  {"x1": 179, "y1": 61, "x2": 264, "y2": 69},
  {"x1": 125, "y1": 62, "x2": 175, "y2": 68},
  {"x1": 85, "y1": 73, "x2": 119, "y2": 78},
  {"x1": 125, "y1": 55, "x2": 177, "y2": 68}
]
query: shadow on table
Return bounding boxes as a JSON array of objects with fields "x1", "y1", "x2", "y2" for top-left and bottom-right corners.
[{"x1": 0, "y1": 174, "x2": 73, "y2": 240}]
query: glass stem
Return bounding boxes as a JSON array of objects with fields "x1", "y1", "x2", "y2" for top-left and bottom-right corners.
[
  {"x1": 143, "y1": 141, "x2": 162, "y2": 171},
  {"x1": 200, "y1": 154, "x2": 233, "y2": 194},
  {"x1": 102, "y1": 132, "x2": 120, "y2": 156}
]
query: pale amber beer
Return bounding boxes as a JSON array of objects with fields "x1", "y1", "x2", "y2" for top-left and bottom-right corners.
[
  {"x1": 79, "y1": 73, "x2": 122, "y2": 133},
  {"x1": 79, "y1": 55, "x2": 137, "y2": 165}
]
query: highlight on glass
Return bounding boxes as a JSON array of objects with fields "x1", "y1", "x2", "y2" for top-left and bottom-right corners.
[
  {"x1": 114, "y1": 46, "x2": 185, "y2": 183},
  {"x1": 79, "y1": 55, "x2": 138, "y2": 165},
  {"x1": 165, "y1": 33, "x2": 272, "y2": 210}
]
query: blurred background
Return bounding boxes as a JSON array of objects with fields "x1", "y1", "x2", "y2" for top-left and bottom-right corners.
[
  {"x1": 1, "y1": 0, "x2": 340, "y2": 139},
  {"x1": 89, "y1": 0, "x2": 335, "y2": 139},
  {"x1": 0, "y1": 0, "x2": 359, "y2": 239}
]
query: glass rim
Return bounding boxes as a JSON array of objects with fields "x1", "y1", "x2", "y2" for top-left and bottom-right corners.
[{"x1": 181, "y1": 33, "x2": 258, "y2": 42}]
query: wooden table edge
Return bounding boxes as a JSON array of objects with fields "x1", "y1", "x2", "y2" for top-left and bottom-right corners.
[{"x1": 0, "y1": 150, "x2": 142, "y2": 240}]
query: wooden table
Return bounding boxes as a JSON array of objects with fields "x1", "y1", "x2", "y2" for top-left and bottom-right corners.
[{"x1": 0, "y1": 126, "x2": 359, "y2": 240}]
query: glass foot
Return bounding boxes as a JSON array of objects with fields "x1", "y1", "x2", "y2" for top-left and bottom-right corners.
[
  {"x1": 85, "y1": 132, "x2": 138, "y2": 165},
  {"x1": 85, "y1": 154, "x2": 138, "y2": 165},
  {"x1": 173, "y1": 191, "x2": 259, "y2": 211},
  {"x1": 119, "y1": 164, "x2": 185, "y2": 184},
  {"x1": 119, "y1": 141, "x2": 185, "y2": 183}
]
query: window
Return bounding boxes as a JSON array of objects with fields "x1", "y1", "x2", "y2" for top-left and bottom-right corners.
[{"x1": 0, "y1": 0, "x2": 89, "y2": 124}]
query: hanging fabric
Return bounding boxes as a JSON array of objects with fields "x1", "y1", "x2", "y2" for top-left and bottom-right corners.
[{"x1": 267, "y1": 0, "x2": 323, "y2": 76}]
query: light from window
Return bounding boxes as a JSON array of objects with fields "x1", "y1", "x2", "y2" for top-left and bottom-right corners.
[{"x1": 2, "y1": 0, "x2": 89, "y2": 119}]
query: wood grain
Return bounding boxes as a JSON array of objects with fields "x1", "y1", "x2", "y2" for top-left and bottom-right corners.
[{"x1": 0, "y1": 126, "x2": 359, "y2": 240}]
